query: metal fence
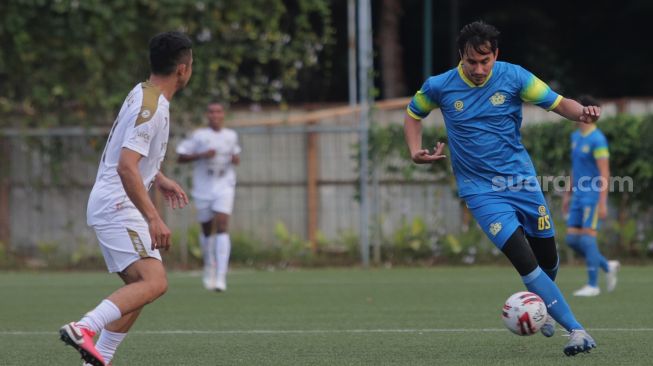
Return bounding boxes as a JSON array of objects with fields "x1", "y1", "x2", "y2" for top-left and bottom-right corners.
[
  {"x1": 0, "y1": 99, "x2": 458, "y2": 265},
  {"x1": 1, "y1": 98, "x2": 650, "y2": 266}
]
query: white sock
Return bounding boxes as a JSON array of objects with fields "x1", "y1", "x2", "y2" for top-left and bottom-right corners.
[
  {"x1": 207, "y1": 234, "x2": 217, "y2": 269},
  {"x1": 200, "y1": 233, "x2": 213, "y2": 268},
  {"x1": 96, "y1": 329, "x2": 127, "y2": 364},
  {"x1": 78, "y1": 299, "x2": 122, "y2": 333},
  {"x1": 216, "y1": 233, "x2": 231, "y2": 276},
  {"x1": 199, "y1": 232, "x2": 207, "y2": 255}
]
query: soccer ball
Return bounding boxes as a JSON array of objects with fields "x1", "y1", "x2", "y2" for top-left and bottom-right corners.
[{"x1": 501, "y1": 291, "x2": 548, "y2": 336}]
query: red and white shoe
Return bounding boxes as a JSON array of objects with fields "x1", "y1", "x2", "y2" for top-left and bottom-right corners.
[{"x1": 59, "y1": 322, "x2": 106, "y2": 366}]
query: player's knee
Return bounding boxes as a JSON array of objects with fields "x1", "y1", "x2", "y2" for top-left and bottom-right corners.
[
  {"x1": 526, "y1": 236, "x2": 558, "y2": 270},
  {"x1": 216, "y1": 223, "x2": 228, "y2": 233},
  {"x1": 146, "y1": 277, "x2": 168, "y2": 302},
  {"x1": 581, "y1": 228, "x2": 597, "y2": 236},
  {"x1": 215, "y1": 217, "x2": 229, "y2": 233},
  {"x1": 501, "y1": 228, "x2": 538, "y2": 276},
  {"x1": 567, "y1": 227, "x2": 582, "y2": 235}
]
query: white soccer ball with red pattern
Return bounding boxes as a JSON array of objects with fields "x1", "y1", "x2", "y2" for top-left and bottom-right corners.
[{"x1": 501, "y1": 291, "x2": 548, "y2": 336}]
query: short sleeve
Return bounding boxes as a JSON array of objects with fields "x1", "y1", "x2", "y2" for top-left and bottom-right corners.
[
  {"x1": 176, "y1": 132, "x2": 199, "y2": 155},
  {"x1": 122, "y1": 112, "x2": 162, "y2": 157},
  {"x1": 407, "y1": 78, "x2": 440, "y2": 120},
  {"x1": 518, "y1": 66, "x2": 562, "y2": 111},
  {"x1": 593, "y1": 133, "x2": 610, "y2": 159}
]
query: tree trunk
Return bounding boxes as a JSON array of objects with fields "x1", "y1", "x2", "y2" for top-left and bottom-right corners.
[{"x1": 378, "y1": 0, "x2": 406, "y2": 98}]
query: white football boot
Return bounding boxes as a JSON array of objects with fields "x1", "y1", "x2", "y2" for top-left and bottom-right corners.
[
  {"x1": 564, "y1": 329, "x2": 596, "y2": 356},
  {"x1": 606, "y1": 260, "x2": 620, "y2": 292},
  {"x1": 573, "y1": 285, "x2": 600, "y2": 297},
  {"x1": 215, "y1": 272, "x2": 227, "y2": 292}
]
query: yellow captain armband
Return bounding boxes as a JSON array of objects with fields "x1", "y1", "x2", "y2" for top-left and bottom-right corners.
[{"x1": 594, "y1": 147, "x2": 609, "y2": 159}]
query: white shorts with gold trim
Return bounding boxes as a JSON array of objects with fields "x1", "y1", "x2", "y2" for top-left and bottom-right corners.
[{"x1": 93, "y1": 219, "x2": 161, "y2": 273}]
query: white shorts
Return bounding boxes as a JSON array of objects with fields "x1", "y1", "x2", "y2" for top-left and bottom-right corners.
[
  {"x1": 194, "y1": 187, "x2": 235, "y2": 222},
  {"x1": 93, "y1": 219, "x2": 161, "y2": 273}
]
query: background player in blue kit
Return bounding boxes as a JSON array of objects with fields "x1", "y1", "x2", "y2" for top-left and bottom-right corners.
[
  {"x1": 404, "y1": 21, "x2": 601, "y2": 356},
  {"x1": 563, "y1": 95, "x2": 620, "y2": 297}
]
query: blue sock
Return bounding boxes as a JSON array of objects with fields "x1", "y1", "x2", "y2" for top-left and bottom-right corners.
[
  {"x1": 522, "y1": 267, "x2": 583, "y2": 332},
  {"x1": 542, "y1": 257, "x2": 559, "y2": 281},
  {"x1": 566, "y1": 233, "x2": 584, "y2": 257},
  {"x1": 581, "y1": 235, "x2": 607, "y2": 286}
]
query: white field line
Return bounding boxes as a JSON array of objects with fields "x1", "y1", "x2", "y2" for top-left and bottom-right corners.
[{"x1": 2, "y1": 328, "x2": 653, "y2": 336}]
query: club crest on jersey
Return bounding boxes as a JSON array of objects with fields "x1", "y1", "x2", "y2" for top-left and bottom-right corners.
[
  {"x1": 489, "y1": 222, "x2": 502, "y2": 236},
  {"x1": 454, "y1": 100, "x2": 464, "y2": 111},
  {"x1": 538, "y1": 205, "x2": 547, "y2": 216},
  {"x1": 489, "y1": 92, "x2": 506, "y2": 106},
  {"x1": 140, "y1": 109, "x2": 151, "y2": 119},
  {"x1": 582, "y1": 145, "x2": 590, "y2": 153}
]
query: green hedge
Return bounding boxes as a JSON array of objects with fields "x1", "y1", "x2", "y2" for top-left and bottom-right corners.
[{"x1": 364, "y1": 114, "x2": 653, "y2": 259}]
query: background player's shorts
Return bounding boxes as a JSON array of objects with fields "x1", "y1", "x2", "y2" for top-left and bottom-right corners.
[
  {"x1": 465, "y1": 189, "x2": 555, "y2": 249},
  {"x1": 194, "y1": 186, "x2": 236, "y2": 222},
  {"x1": 567, "y1": 198, "x2": 601, "y2": 230},
  {"x1": 93, "y1": 218, "x2": 161, "y2": 273}
]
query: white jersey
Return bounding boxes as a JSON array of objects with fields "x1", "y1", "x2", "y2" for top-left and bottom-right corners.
[
  {"x1": 176, "y1": 127, "x2": 241, "y2": 200},
  {"x1": 87, "y1": 81, "x2": 170, "y2": 226}
]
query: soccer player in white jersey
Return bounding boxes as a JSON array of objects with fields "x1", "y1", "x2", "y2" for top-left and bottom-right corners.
[
  {"x1": 58, "y1": 32, "x2": 193, "y2": 366},
  {"x1": 176, "y1": 102, "x2": 241, "y2": 291}
]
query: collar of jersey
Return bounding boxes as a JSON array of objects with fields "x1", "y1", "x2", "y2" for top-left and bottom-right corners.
[
  {"x1": 142, "y1": 80, "x2": 169, "y2": 103},
  {"x1": 457, "y1": 63, "x2": 493, "y2": 88},
  {"x1": 580, "y1": 124, "x2": 597, "y2": 137}
]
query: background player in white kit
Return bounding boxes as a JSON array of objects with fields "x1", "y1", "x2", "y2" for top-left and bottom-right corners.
[
  {"x1": 177, "y1": 101, "x2": 241, "y2": 291},
  {"x1": 59, "y1": 31, "x2": 192, "y2": 366}
]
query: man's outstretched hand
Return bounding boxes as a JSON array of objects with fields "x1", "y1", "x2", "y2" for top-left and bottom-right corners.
[{"x1": 411, "y1": 142, "x2": 447, "y2": 164}]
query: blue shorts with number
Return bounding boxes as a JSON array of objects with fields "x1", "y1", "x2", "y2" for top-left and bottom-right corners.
[
  {"x1": 567, "y1": 198, "x2": 601, "y2": 230},
  {"x1": 465, "y1": 189, "x2": 555, "y2": 249}
]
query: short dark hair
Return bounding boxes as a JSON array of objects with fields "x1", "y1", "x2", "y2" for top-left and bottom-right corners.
[
  {"x1": 577, "y1": 95, "x2": 601, "y2": 107},
  {"x1": 457, "y1": 21, "x2": 500, "y2": 56},
  {"x1": 149, "y1": 31, "x2": 192, "y2": 75},
  {"x1": 208, "y1": 100, "x2": 224, "y2": 107}
]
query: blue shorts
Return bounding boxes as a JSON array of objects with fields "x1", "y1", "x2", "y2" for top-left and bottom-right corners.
[
  {"x1": 567, "y1": 198, "x2": 601, "y2": 230},
  {"x1": 465, "y1": 190, "x2": 555, "y2": 249}
]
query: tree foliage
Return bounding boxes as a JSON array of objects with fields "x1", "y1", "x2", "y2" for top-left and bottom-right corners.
[{"x1": 0, "y1": 0, "x2": 333, "y2": 127}]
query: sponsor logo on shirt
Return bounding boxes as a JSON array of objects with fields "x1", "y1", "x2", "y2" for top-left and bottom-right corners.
[
  {"x1": 489, "y1": 92, "x2": 506, "y2": 106},
  {"x1": 137, "y1": 130, "x2": 151, "y2": 143},
  {"x1": 582, "y1": 145, "x2": 590, "y2": 153},
  {"x1": 538, "y1": 205, "x2": 547, "y2": 216},
  {"x1": 489, "y1": 222, "x2": 502, "y2": 236}
]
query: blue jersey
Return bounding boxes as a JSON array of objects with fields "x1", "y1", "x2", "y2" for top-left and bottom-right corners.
[
  {"x1": 407, "y1": 61, "x2": 562, "y2": 197},
  {"x1": 570, "y1": 126, "x2": 609, "y2": 202}
]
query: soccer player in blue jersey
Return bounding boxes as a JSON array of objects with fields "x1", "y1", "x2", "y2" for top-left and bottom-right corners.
[
  {"x1": 404, "y1": 21, "x2": 600, "y2": 356},
  {"x1": 563, "y1": 95, "x2": 619, "y2": 297}
]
